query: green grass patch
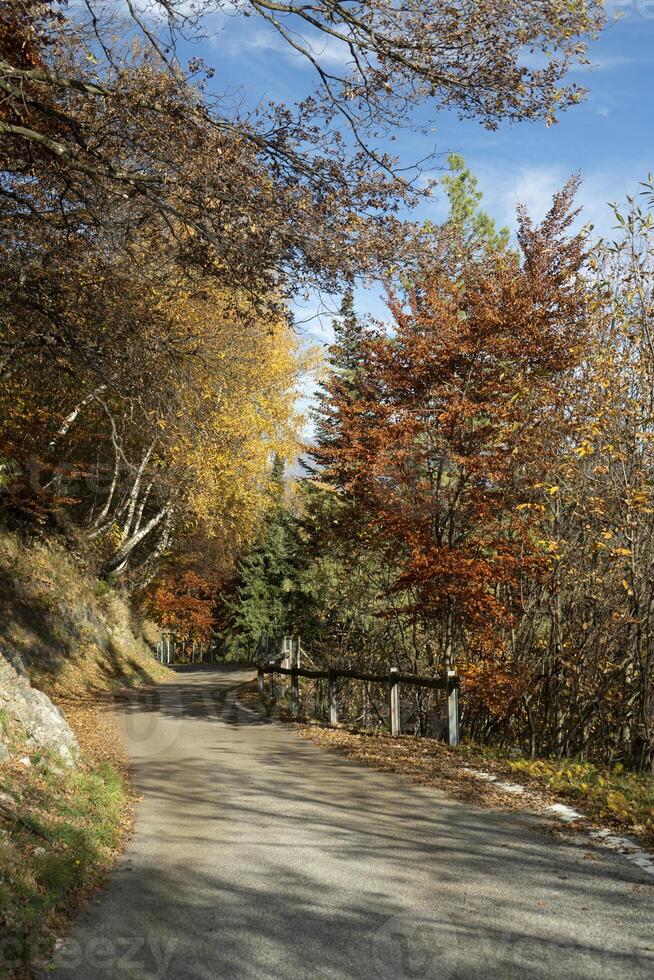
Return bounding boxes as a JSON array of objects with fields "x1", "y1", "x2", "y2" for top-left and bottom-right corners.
[
  {"x1": 506, "y1": 757, "x2": 654, "y2": 840},
  {"x1": 0, "y1": 759, "x2": 127, "y2": 977},
  {"x1": 453, "y1": 741, "x2": 654, "y2": 846}
]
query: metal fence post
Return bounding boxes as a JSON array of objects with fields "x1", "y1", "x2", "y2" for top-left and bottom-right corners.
[
  {"x1": 290, "y1": 668, "x2": 299, "y2": 717},
  {"x1": 268, "y1": 663, "x2": 276, "y2": 704},
  {"x1": 328, "y1": 668, "x2": 338, "y2": 725},
  {"x1": 390, "y1": 667, "x2": 400, "y2": 736},
  {"x1": 447, "y1": 670, "x2": 459, "y2": 746}
]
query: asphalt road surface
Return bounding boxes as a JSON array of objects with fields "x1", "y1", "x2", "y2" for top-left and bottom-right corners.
[{"x1": 50, "y1": 665, "x2": 653, "y2": 979}]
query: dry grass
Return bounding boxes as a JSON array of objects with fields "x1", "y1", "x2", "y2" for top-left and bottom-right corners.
[
  {"x1": 0, "y1": 707, "x2": 133, "y2": 978},
  {"x1": 0, "y1": 528, "x2": 169, "y2": 696},
  {"x1": 0, "y1": 529, "x2": 173, "y2": 977}
]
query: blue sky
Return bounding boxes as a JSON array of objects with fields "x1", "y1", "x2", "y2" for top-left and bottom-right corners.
[{"x1": 169, "y1": 2, "x2": 654, "y2": 417}]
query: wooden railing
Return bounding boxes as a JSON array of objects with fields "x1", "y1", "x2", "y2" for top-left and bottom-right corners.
[
  {"x1": 155, "y1": 636, "x2": 216, "y2": 664},
  {"x1": 257, "y1": 648, "x2": 460, "y2": 746}
]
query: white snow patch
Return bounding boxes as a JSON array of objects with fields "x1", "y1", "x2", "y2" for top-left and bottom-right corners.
[
  {"x1": 463, "y1": 768, "x2": 524, "y2": 795},
  {"x1": 462, "y1": 767, "x2": 497, "y2": 781},
  {"x1": 547, "y1": 803, "x2": 583, "y2": 823},
  {"x1": 590, "y1": 829, "x2": 654, "y2": 878},
  {"x1": 458, "y1": 764, "x2": 654, "y2": 880}
]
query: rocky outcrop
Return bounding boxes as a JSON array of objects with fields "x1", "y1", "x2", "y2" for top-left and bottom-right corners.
[
  {"x1": 0, "y1": 653, "x2": 79, "y2": 767},
  {"x1": 0, "y1": 530, "x2": 163, "y2": 696}
]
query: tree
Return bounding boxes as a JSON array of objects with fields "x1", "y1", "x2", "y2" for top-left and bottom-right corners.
[
  {"x1": 224, "y1": 175, "x2": 654, "y2": 772},
  {"x1": 0, "y1": 264, "x2": 303, "y2": 581},
  {"x1": 439, "y1": 153, "x2": 510, "y2": 254},
  {"x1": 326, "y1": 181, "x2": 588, "y2": 670},
  {"x1": 144, "y1": 559, "x2": 221, "y2": 643},
  {"x1": 226, "y1": 460, "x2": 304, "y2": 656},
  {"x1": 0, "y1": 1, "x2": 605, "y2": 339},
  {"x1": 503, "y1": 184, "x2": 654, "y2": 770},
  {"x1": 312, "y1": 287, "x2": 368, "y2": 461}
]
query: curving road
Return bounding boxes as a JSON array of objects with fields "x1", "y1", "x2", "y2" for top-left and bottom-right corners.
[{"x1": 50, "y1": 665, "x2": 653, "y2": 979}]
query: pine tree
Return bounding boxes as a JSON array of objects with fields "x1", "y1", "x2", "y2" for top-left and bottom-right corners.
[
  {"x1": 441, "y1": 153, "x2": 510, "y2": 251},
  {"x1": 421, "y1": 153, "x2": 510, "y2": 258},
  {"x1": 332, "y1": 286, "x2": 365, "y2": 390},
  {"x1": 311, "y1": 286, "x2": 367, "y2": 474},
  {"x1": 225, "y1": 458, "x2": 301, "y2": 656}
]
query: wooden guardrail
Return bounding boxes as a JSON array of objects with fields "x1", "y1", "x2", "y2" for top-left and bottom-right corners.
[
  {"x1": 257, "y1": 654, "x2": 460, "y2": 746},
  {"x1": 155, "y1": 636, "x2": 215, "y2": 665}
]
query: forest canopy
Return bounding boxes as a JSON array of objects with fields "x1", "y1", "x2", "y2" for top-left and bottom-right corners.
[{"x1": 4, "y1": 2, "x2": 652, "y2": 773}]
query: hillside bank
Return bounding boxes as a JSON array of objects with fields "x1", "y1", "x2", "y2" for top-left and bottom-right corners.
[{"x1": 0, "y1": 529, "x2": 170, "y2": 977}]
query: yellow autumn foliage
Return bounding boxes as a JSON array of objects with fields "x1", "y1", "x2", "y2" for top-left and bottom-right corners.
[{"x1": 152, "y1": 285, "x2": 307, "y2": 550}]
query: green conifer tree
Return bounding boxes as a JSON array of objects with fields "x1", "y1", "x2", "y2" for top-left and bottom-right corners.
[
  {"x1": 225, "y1": 457, "x2": 301, "y2": 657},
  {"x1": 311, "y1": 286, "x2": 367, "y2": 459}
]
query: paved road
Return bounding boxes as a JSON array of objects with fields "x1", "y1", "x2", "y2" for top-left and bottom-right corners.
[{"x1": 51, "y1": 665, "x2": 652, "y2": 979}]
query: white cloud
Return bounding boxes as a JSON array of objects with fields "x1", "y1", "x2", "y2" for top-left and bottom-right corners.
[
  {"x1": 584, "y1": 54, "x2": 639, "y2": 70},
  {"x1": 217, "y1": 20, "x2": 353, "y2": 70},
  {"x1": 498, "y1": 166, "x2": 567, "y2": 225},
  {"x1": 472, "y1": 164, "x2": 643, "y2": 238}
]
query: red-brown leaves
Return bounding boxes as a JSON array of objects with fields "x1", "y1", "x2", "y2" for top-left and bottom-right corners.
[{"x1": 321, "y1": 189, "x2": 588, "y2": 658}]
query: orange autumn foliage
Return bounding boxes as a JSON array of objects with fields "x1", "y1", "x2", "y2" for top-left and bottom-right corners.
[
  {"x1": 319, "y1": 182, "x2": 588, "y2": 664},
  {"x1": 144, "y1": 565, "x2": 220, "y2": 641}
]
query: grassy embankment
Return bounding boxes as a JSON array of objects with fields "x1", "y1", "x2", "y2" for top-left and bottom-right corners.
[{"x1": 0, "y1": 529, "x2": 170, "y2": 977}]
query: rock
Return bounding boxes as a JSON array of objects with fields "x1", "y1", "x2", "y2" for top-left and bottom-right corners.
[
  {"x1": 39, "y1": 758, "x2": 65, "y2": 777},
  {"x1": 2, "y1": 649, "x2": 28, "y2": 675},
  {"x1": 19, "y1": 756, "x2": 31, "y2": 767},
  {"x1": 0, "y1": 654, "x2": 79, "y2": 767},
  {"x1": 0, "y1": 738, "x2": 9, "y2": 763}
]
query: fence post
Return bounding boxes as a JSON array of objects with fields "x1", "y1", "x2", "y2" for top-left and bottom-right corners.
[
  {"x1": 328, "y1": 668, "x2": 338, "y2": 725},
  {"x1": 268, "y1": 663, "x2": 276, "y2": 704},
  {"x1": 447, "y1": 670, "x2": 459, "y2": 747},
  {"x1": 281, "y1": 637, "x2": 290, "y2": 697},
  {"x1": 290, "y1": 668, "x2": 299, "y2": 717},
  {"x1": 257, "y1": 666, "x2": 265, "y2": 701},
  {"x1": 390, "y1": 667, "x2": 400, "y2": 736}
]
